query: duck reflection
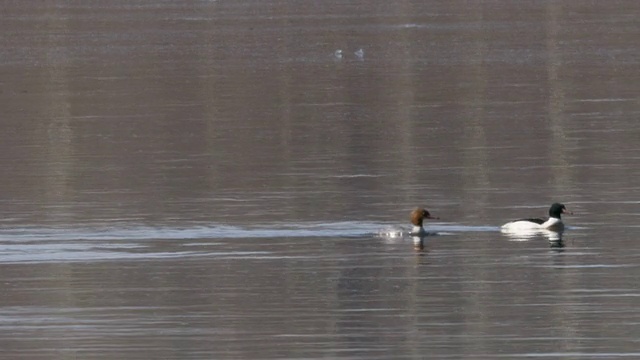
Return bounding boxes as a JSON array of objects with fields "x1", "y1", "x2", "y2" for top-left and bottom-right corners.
[
  {"x1": 411, "y1": 231, "x2": 441, "y2": 251},
  {"x1": 501, "y1": 228, "x2": 564, "y2": 248},
  {"x1": 412, "y1": 235, "x2": 426, "y2": 251}
]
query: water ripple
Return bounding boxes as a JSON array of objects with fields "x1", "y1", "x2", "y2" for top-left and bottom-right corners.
[{"x1": 0, "y1": 222, "x2": 498, "y2": 242}]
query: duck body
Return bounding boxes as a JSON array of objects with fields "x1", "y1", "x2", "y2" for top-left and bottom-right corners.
[
  {"x1": 501, "y1": 216, "x2": 564, "y2": 231},
  {"x1": 501, "y1": 203, "x2": 571, "y2": 232}
]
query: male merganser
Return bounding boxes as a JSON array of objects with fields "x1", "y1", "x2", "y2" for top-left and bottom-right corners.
[
  {"x1": 409, "y1": 207, "x2": 439, "y2": 236},
  {"x1": 501, "y1": 203, "x2": 572, "y2": 232}
]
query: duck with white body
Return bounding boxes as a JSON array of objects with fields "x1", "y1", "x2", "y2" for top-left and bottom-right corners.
[{"x1": 501, "y1": 203, "x2": 572, "y2": 232}]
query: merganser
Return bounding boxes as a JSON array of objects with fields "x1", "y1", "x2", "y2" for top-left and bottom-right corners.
[
  {"x1": 501, "y1": 203, "x2": 572, "y2": 232},
  {"x1": 409, "y1": 207, "x2": 439, "y2": 236}
]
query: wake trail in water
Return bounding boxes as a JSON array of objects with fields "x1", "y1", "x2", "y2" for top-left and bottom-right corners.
[{"x1": 0, "y1": 222, "x2": 499, "y2": 241}]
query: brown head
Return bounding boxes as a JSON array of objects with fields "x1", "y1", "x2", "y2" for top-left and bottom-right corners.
[{"x1": 410, "y1": 208, "x2": 438, "y2": 226}]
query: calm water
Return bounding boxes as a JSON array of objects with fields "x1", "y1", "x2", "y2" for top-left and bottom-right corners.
[{"x1": 1, "y1": 1, "x2": 640, "y2": 359}]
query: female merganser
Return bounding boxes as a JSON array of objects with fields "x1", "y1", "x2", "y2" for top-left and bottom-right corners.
[
  {"x1": 410, "y1": 207, "x2": 439, "y2": 236},
  {"x1": 501, "y1": 203, "x2": 572, "y2": 232}
]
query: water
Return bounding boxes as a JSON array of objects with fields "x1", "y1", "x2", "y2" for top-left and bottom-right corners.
[{"x1": 1, "y1": 1, "x2": 640, "y2": 358}]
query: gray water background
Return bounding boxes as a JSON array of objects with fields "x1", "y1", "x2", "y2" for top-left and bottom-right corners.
[{"x1": 1, "y1": 1, "x2": 639, "y2": 359}]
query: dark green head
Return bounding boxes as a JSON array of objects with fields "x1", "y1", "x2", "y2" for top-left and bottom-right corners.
[{"x1": 549, "y1": 203, "x2": 571, "y2": 219}]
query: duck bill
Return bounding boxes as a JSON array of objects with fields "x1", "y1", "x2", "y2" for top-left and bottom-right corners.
[
  {"x1": 425, "y1": 214, "x2": 440, "y2": 220},
  {"x1": 562, "y1": 208, "x2": 573, "y2": 215}
]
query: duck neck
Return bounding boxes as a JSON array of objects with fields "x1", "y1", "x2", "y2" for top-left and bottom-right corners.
[{"x1": 542, "y1": 217, "x2": 563, "y2": 229}]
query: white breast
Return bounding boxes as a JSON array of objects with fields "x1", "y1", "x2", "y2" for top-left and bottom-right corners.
[
  {"x1": 541, "y1": 217, "x2": 564, "y2": 231},
  {"x1": 409, "y1": 225, "x2": 426, "y2": 236}
]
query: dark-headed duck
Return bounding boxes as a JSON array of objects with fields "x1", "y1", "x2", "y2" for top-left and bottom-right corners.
[{"x1": 501, "y1": 203, "x2": 572, "y2": 232}]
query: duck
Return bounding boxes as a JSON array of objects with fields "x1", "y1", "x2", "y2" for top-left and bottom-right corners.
[
  {"x1": 409, "y1": 207, "x2": 439, "y2": 236},
  {"x1": 501, "y1": 203, "x2": 572, "y2": 232}
]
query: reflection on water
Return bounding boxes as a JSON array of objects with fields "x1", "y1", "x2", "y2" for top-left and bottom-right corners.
[
  {"x1": 501, "y1": 228, "x2": 564, "y2": 242},
  {"x1": 501, "y1": 228, "x2": 565, "y2": 249},
  {"x1": 1, "y1": 0, "x2": 640, "y2": 358}
]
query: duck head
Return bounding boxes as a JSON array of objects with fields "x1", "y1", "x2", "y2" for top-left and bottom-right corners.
[
  {"x1": 549, "y1": 203, "x2": 572, "y2": 219},
  {"x1": 411, "y1": 208, "x2": 438, "y2": 227}
]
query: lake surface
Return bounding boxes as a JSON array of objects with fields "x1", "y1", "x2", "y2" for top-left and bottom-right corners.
[{"x1": 1, "y1": 1, "x2": 639, "y2": 358}]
